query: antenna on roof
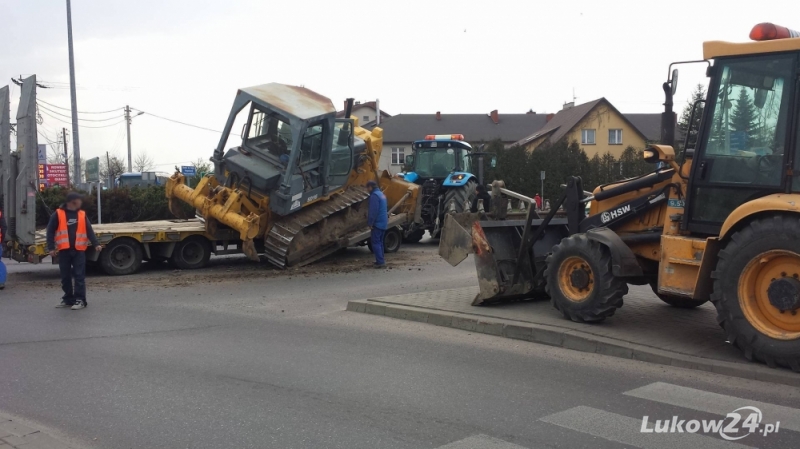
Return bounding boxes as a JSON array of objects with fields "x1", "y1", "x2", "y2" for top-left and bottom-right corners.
[{"x1": 572, "y1": 88, "x2": 577, "y2": 103}]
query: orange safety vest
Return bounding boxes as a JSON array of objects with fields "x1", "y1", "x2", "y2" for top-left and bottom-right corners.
[{"x1": 55, "y1": 209, "x2": 90, "y2": 251}]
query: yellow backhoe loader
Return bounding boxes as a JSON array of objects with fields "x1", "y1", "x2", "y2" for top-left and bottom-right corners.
[{"x1": 440, "y1": 23, "x2": 800, "y2": 370}]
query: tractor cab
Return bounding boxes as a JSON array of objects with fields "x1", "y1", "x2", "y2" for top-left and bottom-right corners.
[
  {"x1": 212, "y1": 83, "x2": 364, "y2": 216},
  {"x1": 403, "y1": 134, "x2": 475, "y2": 187}
]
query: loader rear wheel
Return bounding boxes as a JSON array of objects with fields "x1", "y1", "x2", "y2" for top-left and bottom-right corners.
[
  {"x1": 171, "y1": 236, "x2": 211, "y2": 270},
  {"x1": 545, "y1": 234, "x2": 627, "y2": 322},
  {"x1": 100, "y1": 238, "x2": 143, "y2": 276},
  {"x1": 649, "y1": 282, "x2": 708, "y2": 308},
  {"x1": 712, "y1": 216, "x2": 800, "y2": 371}
]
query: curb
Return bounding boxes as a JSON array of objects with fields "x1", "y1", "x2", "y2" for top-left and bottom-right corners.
[{"x1": 346, "y1": 299, "x2": 800, "y2": 387}]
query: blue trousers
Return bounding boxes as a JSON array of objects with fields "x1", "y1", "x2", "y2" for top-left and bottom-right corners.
[
  {"x1": 371, "y1": 228, "x2": 386, "y2": 265},
  {"x1": 59, "y1": 249, "x2": 87, "y2": 304},
  {"x1": 0, "y1": 246, "x2": 6, "y2": 285}
]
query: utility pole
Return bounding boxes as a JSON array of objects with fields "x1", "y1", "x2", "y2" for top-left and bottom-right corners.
[
  {"x1": 62, "y1": 127, "x2": 70, "y2": 186},
  {"x1": 106, "y1": 151, "x2": 111, "y2": 188},
  {"x1": 66, "y1": 0, "x2": 82, "y2": 185},
  {"x1": 125, "y1": 105, "x2": 132, "y2": 172}
]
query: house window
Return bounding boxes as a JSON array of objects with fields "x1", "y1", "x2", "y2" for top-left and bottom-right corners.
[
  {"x1": 581, "y1": 129, "x2": 596, "y2": 145},
  {"x1": 391, "y1": 147, "x2": 405, "y2": 165},
  {"x1": 609, "y1": 129, "x2": 623, "y2": 145},
  {"x1": 363, "y1": 115, "x2": 370, "y2": 122}
]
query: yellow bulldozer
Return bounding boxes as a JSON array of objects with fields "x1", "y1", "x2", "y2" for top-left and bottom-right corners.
[
  {"x1": 440, "y1": 23, "x2": 800, "y2": 370},
  {"x1": 166, "y1": 84, "x2": 419, "y2": 267}
]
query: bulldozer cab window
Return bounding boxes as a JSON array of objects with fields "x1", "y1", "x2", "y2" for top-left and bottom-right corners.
[
  {"x1": 246, "y1": 108, "x2": 294, "y2": 163},
  {"x1": 688, "y1": 54, "x2": 797, "y2": 229},
  {"x1": 330, "y1": 121, "x2": 353, "y2": 176},
  {"x1": 299, "y1": 123, "x2": 324, "y2": 166}
]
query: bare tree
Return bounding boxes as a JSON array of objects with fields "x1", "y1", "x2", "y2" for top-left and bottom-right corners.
[
  {"x1": 133, "y1": 151, "x2": 155, "y2": 172},
  {"x1": 101, "y1": 155, "x2": 126, "y2": 185}
]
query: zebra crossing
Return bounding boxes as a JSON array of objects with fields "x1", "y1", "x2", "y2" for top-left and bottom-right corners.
[{"x1": 436, "y1": 382, "x2": 799, "y2": 449}]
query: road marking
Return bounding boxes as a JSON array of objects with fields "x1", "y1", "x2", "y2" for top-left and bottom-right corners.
[
  {"x1": 436, "y1": 434, "x2": 528, "y2": 449},
  {"x1": 624, "y1": 382, "x2": 800, "y2": 432},
  {"x1": 540, "y1": 406, "x2": 754, "y2": 449}
]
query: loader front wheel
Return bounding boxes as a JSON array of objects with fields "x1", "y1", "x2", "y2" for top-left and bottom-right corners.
[
  {"x1": 712, "y1": 216, "x2": 800, "y2": 370},
  {"x1": 545, "y1": 234, "x2": 627, "y2": 322}
]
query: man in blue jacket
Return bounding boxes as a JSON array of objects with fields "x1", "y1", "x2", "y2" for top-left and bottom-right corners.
[{"x1": 366, "y1": 180, "x2": 388, "y2": 268}]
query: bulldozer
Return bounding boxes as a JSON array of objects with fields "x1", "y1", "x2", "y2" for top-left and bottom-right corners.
[
  {"x1": 166, "y1": 83, "x2": 420, "y2": 267},
  {"x1": 439, "y1": 23, "x2": 800, "y2": 370}
]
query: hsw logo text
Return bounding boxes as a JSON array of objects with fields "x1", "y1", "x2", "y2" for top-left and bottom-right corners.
[{"x1": 600, "y1": 205, "x2": 631, "y2": 223}]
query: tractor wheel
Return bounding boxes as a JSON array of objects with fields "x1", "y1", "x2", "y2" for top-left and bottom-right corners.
[
  {"x1": 545, "y1": 234, "x2": 627, "y2": 322},
  {"x1": 171, "y1": 236, "x2": 212, "y2": 270},
  {"x1": 100, "y1": 238, "x2": 143, "y2": 276},
  {"x1": 649, "y1": 281, "x2": 708, "y2": 308},
  {"x1": 403, "y1": 229, "x2": 425, "y2": 244},
  {"x1": 443, "y1": 179, "x2": 477, "y2": 215},
  {"x1": 711, "y1": 215, "x2": 800, "y2": 371}
]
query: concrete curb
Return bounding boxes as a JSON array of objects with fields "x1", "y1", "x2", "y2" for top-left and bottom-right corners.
[{"x1": 346, "y1": 299, "x2": 800, "y2": 387}]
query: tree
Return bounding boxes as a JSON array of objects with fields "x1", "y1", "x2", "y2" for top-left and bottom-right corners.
[
  {"x1": 677, "y1": 84, "x2": 706, "y2": 150},
  {"x1": 133, "y1": 151, "x2": 155, "y2": 172},
  {"x1": 730, "y1": 87, "x2": 761, "y2": 147},
  {"x1": 101, "y1": 155, "x2": 126, "y2": 186},
  {"x1": 189, "y1": 157, "x2": 213, "y2": 186}
]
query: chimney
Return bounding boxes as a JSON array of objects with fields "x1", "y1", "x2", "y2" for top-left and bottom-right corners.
[
  {"x1": 546, "y1": 113, "x2": 555, "y2": 123},
  {"x1": 526, "y1": 109, "x2": 535, "y2": 114},
  {"x1": 489, "y1": 109, "x2": 499, "y2": 124},
  {"x1": 436, "y1": 111, "x2": 441, "y2": 121},
  {"x1": 562, "y1": 101, "x2": 575, "y2": 111}
]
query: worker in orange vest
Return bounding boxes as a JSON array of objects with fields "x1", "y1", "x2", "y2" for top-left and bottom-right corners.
[
  {"x1": 0, "y1": 206, "x2": 7, "y2": 290},
  {"x1": 46, "y1": 192, "x2": 103, "y2": 310}
]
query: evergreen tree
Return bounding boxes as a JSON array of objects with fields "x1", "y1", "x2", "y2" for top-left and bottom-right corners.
[
  {"x1": 677, "y1": 84, "x2": 706, "y2": 150},
  {"x1": 730, "y1": 87, "x2": 761, "y2": 147}
]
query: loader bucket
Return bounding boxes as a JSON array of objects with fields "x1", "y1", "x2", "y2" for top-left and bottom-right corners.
[{"x1": 439, "y1": 213, "x2": 569, "y2": 306}]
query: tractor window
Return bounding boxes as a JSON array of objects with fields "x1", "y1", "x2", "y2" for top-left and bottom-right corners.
[
  {"x1": 415, "y1": 148, "x2": 457, "y2": 179},
  {"x1": 461, "y1": 150, "x2": 472, "y2": 173},
  {"x1": 299, "y1": 123, "x2": 324, "y2": 166},
  {"x1": 245, "y1": 108, "x2": 293, "y2": 164}
]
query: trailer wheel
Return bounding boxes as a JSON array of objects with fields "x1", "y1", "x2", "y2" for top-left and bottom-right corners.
[
  {"x1": 384, "y1": 228, "x2": 401, "y2": 253},
  {"x1": 648, "y1": 281, "x2": 708, "y2": 308},
  {"x1": 403, "y1": 229, "x2": 425, "y2": 244},
  {"x1": 545, "y1": 234, "x2": 627, "y2": 322},
  {"x1": 712, "y1": 215, "x2": 800, "y2": 371},
  {"x1": 100, "y1": 238, "x2": 143, "y2": 276},
  {"x1": 171, "y1": 236, "x2": 211, "y2": 270}
]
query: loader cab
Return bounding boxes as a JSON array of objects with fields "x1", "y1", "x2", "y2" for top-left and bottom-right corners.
[
  {"x1": 684, "y1": 39, "x2": 800, "y2": 234},
  {"x1": 212, "y1": 83, "x2": 358, "y2": 216}
]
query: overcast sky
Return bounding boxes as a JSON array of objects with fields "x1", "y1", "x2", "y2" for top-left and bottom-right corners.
[{"x1": 1, "y1": 0, "x2": 797, "y2": 171}]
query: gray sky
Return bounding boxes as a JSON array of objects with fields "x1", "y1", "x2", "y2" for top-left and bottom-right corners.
[{"x1": 2, "y1": 0, "x2": 797, "y2": 170}]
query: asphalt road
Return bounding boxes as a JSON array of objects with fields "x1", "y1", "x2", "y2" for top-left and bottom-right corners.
[{"x1": 1, "y1": 242, "x2": 798, "y2": 449}]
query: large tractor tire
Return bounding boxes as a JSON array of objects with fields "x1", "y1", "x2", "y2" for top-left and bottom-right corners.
[
  {"x1": 649, "y1": 281, "x2": 708, "y2": 309},
  {"x1": 711, "y1": 215, "x2": 800, "y2": 371},
  {"x1": 443, "y1": 179, "x2": 477, "y2": 215},
  {"x1": 545, "y1": 234, "x2": 628, "y2": 322}
]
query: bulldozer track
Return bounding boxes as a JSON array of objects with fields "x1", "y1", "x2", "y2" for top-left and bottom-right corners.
[{"x1": 263, "y1": 185, "x2": 370, "y2": 268}]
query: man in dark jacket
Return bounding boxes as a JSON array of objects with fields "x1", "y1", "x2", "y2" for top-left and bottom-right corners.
[
  {"x1": 470, "y1": 184, "x2": 492, "y2": 213},
  {"x1": 366, "y1": 180, "x2": 388, "y2": 268},
  {"x1": 46, "y1": 192, "x2": 103, "y2": 310}
]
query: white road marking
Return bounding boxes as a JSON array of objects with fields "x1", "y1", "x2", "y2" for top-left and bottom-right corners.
[
  {"x1": 540, "y1": 406, "x2": 754, "y2": 449},
  {"x1": 624, "y1": 382, "x2": 800, "y2": 432},
  {"x1": 436, "y1": 434, "x2": 529, "y2": 449}
]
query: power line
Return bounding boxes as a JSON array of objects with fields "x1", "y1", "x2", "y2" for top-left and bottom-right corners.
[
  {"x1": 37, "y1": 102, "x2": 124, "y2": 122},
  {"x1": 38, "y1": 108, "x2": 128, "y2": 129},
  {"x1": 37, "y1": 98, "x2": 123, "y2": 115},
  {"x1": 131, "y1": 108, "x2": 222, "y2": 133}
]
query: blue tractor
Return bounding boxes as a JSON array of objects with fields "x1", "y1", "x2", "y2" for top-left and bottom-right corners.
[{"x1": 401, "y1": 134, "x2": 492, "y2": 242}]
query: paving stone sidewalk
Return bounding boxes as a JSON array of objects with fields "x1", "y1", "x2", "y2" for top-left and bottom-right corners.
[
  {"x1": 347, "y1": 285, "x2": 800, "y2": 387},
  {"x1": 0, "y1": 413, "x2": 78, "y2": 449}
]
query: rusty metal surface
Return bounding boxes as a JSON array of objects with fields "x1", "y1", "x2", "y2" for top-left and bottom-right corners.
[
  {"x1": 438, "y1": 212, "x2": 479, "y2": 267},
  {"x1": 239, "y1": 83, "x2": 335, "y2": 120}
]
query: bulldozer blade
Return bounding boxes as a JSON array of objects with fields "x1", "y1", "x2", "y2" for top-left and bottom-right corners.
[{"x1": 438, "y1": 213, "x2": 481, "y2": 267}]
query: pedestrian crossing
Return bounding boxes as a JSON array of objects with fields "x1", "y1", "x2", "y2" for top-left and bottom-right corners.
[{"x1": 436, "y1": 382, "x2": 798, "y2": 449}]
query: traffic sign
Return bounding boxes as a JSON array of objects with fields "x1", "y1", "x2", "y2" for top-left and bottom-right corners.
[
  {"x1": 86, "y1": 157, "x2": 100, "y2": 182},
  {"x1": 181, "y1": 166, "x2": 197, "y2": 176}
]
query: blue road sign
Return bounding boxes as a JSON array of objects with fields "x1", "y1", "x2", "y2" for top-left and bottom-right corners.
[{"x1": 181, "y1": 166, "x2": 197, "y2": 176}]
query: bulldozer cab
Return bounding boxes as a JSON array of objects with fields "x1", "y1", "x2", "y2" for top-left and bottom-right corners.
[
  {"x1": 213, "y1": 83, "x2": 361, "y2": 216},
  {"x1": 685, "y1": 51, "x2": 799, "y2": 233}
]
